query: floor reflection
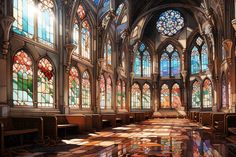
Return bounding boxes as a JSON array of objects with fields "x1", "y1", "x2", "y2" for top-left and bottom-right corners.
[{"x1": 9, "y1": 119, "x2": 235, "y2": 157}]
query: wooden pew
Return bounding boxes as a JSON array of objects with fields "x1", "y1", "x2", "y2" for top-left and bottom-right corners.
[
  {"x1": 116, "y1": 113, "x2": 129, "y2": 126},
  {"x1": 224, "y1": 113, "x2": 236, "y2": 136},
  {"x1": 101, "y1": 114, "x2": 116, "y2": 128},
  {"x1": 211, "y1": 113, "x2": 225, "y2": 134},
  {"x1": 199, "y1": 112, "x2": 212, "y2": 127},
  {"x1": 129, "y1": 113, "x2": 135, "y2": 123},
  {"x1": 92, "y1": 114, "x2": 102, "y2": 131},
  {"x1": 0, "y1": 117, "x2": 43, "y2": 154},
  {"x1": 135, "y1": 112, "x2": 145, "y2": 122}
]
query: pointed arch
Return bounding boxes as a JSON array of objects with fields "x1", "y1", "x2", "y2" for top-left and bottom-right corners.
[
  {"x1": 160, "y1": 53, "x2": 169, "y2": 77},
  {"x1": 117, "y1": 79, "x2": 122, "y2": 109},
  {"x1": 104, "y1": 35, "x2": 112, "y2": 65},
  {"x1": 171, "y1": 83, "x2": 181, "y2": 108},
  {"x1": 69, "y1": 67, "x2": 80, "y2": 108},
  {"x1": 202, "y1": 79, "x2": 213, "y2": 108},
  {"x1": 12, "y1": 50, "x2": 34, "y2": 106},
  {"x1": 37, "y1": 57, "x2": 54, "y2": 108},
  {"x1": 81, "y1": 70, "x2": 91, "y2": 108},
  {"x1": 100, "y1": 75, "x2": 106, "y2": 109},
  {"x1": 192, "y1": 81, "x2": 201, "y2": 108},
  {"x1": 142, "y1": 83, "x2": 151, "y2": 109},
  {"x1": 160, "y1": 84, "x2": 170, "y2": 108},
  {"x1": 131, "y1": 83, "x2": 141, "y2": 109},
  {"x1": 106, "y1": 76, "x2": 112, "y2": 109},
  {"x1": 171, "y1": 52, "x2": 180, "y2": 76}
]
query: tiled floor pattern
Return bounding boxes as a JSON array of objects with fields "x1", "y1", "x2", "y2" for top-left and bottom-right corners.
[{"x1": 4, "y1": 118, "x2": 235, "y2": 157}]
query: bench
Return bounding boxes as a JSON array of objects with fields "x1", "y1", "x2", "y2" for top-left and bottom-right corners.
[
  {"x1": 116, "y1": 113, "x2": 129, "y2": 126},
  {"x1": 224, "y1": 113, "x2": 236, "y2": 136},
  {"x1": 0, "y1": 117, "x2": 43, "y2": 154},
  {"x1": 199, "y1": 112, "x2": 212, "y2": 127},
  {"x1": 101, "y1": 114, "x2": 116, "y2": 128},
  {"x1": 211, "y1": 113, "x2": 225, "y2": 134}
]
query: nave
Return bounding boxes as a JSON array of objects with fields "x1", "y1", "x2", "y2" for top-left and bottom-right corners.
[{"x1": 4, "y1": 118, "x2": 234, "y2": 157}]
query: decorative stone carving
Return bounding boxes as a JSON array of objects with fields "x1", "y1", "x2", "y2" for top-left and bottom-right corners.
[
  {"x1": 0, "y1": 16, "x2": 15, "y2": 55},
  {"x1": 64, "y1": 43, "x2": 77, "y2": 72}
]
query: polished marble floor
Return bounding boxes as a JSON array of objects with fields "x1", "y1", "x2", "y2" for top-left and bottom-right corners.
[{"x1": 5, "y1": 118, "x2": 236, "y2": 157}]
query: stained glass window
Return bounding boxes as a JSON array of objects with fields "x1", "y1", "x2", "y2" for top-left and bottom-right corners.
[
  {"x1": 69, "y1": 67, "x2": 80, "y2": 108},
  {"x1": 13, "y1": 0, "x2": 35, "y2": 38},
  {"x1": 81, "y1": 21, "x2": 91, "y2": 60},
  {"x1": 171, "y1": 52, "x2": 180, "y2": 76},
  {"x1": 82, "y1": 71, "x2": 91, "y2": 108},
  {"x1": 171, "y1": 83, "x2": 181, "y2": 108},
  {"x1": 116, "y1": 3, "x2": 124, "y2": 16},
  {"x1": 122, "y1": 81, "x2": 126, "y2": 109},
  {"x1": 142, "y1": 51, "x2": 151, "y2": 77},
  {"x1": 37, "y1": 58, "x2": 54, "y2": 108},
  {"x1": 131, "y1": 83, "x2": 141, "y2": 109},
  {"x1": 77, "y1": 5, "x2": 86, "y2": 20},
  {"x1": 104, "y1": 37, "x2": 112, "y2": 65},
  {"x1": 92, "y1": 0, "x2": 100, "y2": 6},
  {"x1": 160, "y1": 84, "x2": 170, "y2": 108},
  {"x1": 37, "y1": 0, "x2": 54, "y2": 47},
  {"x1": 100, "y1": 75, "x2": 105, "y2": 109},
  {"x1": 222, "y1": 74, "x2": 228, "y2": 108},
  {"x1": 192, "y1": 81, "x2": 201, "y2": 108},
  {"x1": 103, "y1": 0, "x2": 110, "y2": 8},
  {"x1": 13, "y1": 50, "x2": 33, "y2": 106},
  {"x1": 134, "y1": 50, "x2": 141, "y2": 77},
  {"x1": 117, "y1": 80, "x2": 122, "y2": 108},
  {"x1": 201, "y1": 44, "x2": 209, "y2": 72},
  {"x1": 73, "y1": 22, "x2": 79, "y2": 55},
  {"x1": 134, "y1": 42, "x2": 151, "y2": 77},
  {"x1": 106, "y1": 77, "x2": 112, "y2": 109},
  {"x1": 160, "y1": 53, "x2": 169, "y2": 77},
  {"x1": 142, "y1": 84, "x2": 151, "y2": 109},
  {"x1": 191, "y1": 46, "x2": 200, "y2": 74},
  {"x1": 203, "y1": 79, "x2": 212, "y2": 108},
  {"x1": 156, "y1": 10, "x2": 184, "y2": 36}
]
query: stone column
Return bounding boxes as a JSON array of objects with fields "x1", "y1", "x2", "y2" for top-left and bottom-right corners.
[
  {"x1": 0, "y1": 16, "x2": 14, "y2": 116},
  {"x1": 96, "y1": 58, "x2": 105, "y2": 114},
  {"x1": 152, "y1": 73, "x2": 158, "y2": 112},
  {"x1": 63, "y1": 44, "x2": 76, "y2": 114}
]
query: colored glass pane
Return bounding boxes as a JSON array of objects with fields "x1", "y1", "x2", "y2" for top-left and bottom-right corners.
[
  {"x1": 171, "y1": 83, "x2": 181, "y2": 108},
  {"x1": 93, "y1": 0, "x2": 100, "y2": 6},
  {"x1": 201, "y1": 43, "x2": 209, "y2": 72},
  {"x1": 122, "y1": 81, "x2": 126, "y2": 109},
  {"x1": 139, "y1": 43, "x2": 145, "y2": 52},
  {"x1": 171, "y1": 52, "x2": 180, "y2": 76},
  {"x1": 106, "y1": 77, "x2": 112, "y2": 109},
  {"x1": 77, "y1": 5, "x2": 86, "y2": 20},
  {"x1": 191, "y1": 46, "x2": 200, "y2": 74},
  {"x1": 73, "y1": 23, "x2": 79, "y2": 55},
  {"x1": 160, "y1": 53, "x2": 169, "y2": 77},
  {"x1": 13, "y1": 50, "x2": 33, "y2": 106},
  {"x1": 82, "y1": 71, "x2": 91, "y2": 108},
  {"x1": 196, "y1": 37, "x2": 203, "y2": 46},
  {"x1": 134, "y1": 51, "x2": 141, "y2": 77},
  {"x1": 142, "y1": 84, "x2": 151, "y2": 109},
  {"x1": 160, "y1": 84, "x2": 170, "y2": 108},
  {"x1": 37, "y1": 58, "x2": 54, "y2": 108},
  {"x1": 166, "y1": 44, "x2": 174, "y2": 53},
  {"x1": 103, "y1": 0, "x2": 110, "y2": 8},
  {"x1": 37, "y1": 0, "x2": 54, "y2": 47},
  {"x1": 131, "y1": 83, "x2": 141, "y2": 109},
  {"x1": 192, "y1": 81, "x2": 201, "y2": 108},
  {"x1": 222, "y1": 74, "x2": 228, "y2": 108},
  {"x1": 142, "y1": 51, "x2": 151, "y2": 77},
  {"x1": 156, "y1": 10, "x2": 184, "y2": 36},
  {"x1": 116, "y1": 3, "x2": 124, "y2": 16},
  {"x1": 203, "y1": 79, "x2": 212, "y2": 108},
  {"x1": 100, "y1": 75, "x2": 105, "y2": 109},
  {"x1": 81, "y1": 21, "x2": 91, "y2": 59},
  {"x1": 117, "y1": 80, "x2": 122, "y2": 108},
  {"x1": 13, "y1": 0, "x2": 34, "y2": 38},
  {"x1": 107, "y1": 39, "x2": 112, "y2": 65},
  {"x1": 69, "y1": 67, "x2": 80, "y2": 107}
]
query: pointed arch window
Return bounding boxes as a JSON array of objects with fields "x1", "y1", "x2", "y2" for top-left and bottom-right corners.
[
  {"x1": 13, "y1": 50, "x2": 33, "y2": 106},
  {"x1": 171, "y1": 83, "x2": 181, "y2": 108},
  {"x1": 69, "y1": 67, "x2": 80, "y2": 108},
  {"x1": 103, "y1": 0, "x2": 110, "y2": 8},
  {"x1": 222, "y1": 74, "x2": 228, "y2": 108},
  {"x1": 100, "y1": 75, "x2": 106, "y2": 109},
  {"x1": 122, "y1": 51, "x2": 126, "y2": 70},
  {"x1": 72, "y1": 5, "x2": 91, "y2": 60},
  {"x1": 203, "y1": 79, "x2": 213, "y2": 108},
  {"x1": 13, "y1": 0, "x2": 55, "y2": 47},
  {"x1": 117, "y1": 80, "x2": 122, "y2": 109},
  {"x1": 82, "y1": 71, "x2": 91, "y2": 108},
  {"x1": 134, "y1": 43, "x2": 151, "y2": 77},
  {"x1": 37, "y1": 58, "x2": 54, "y2": 108},
  {"x1": 160, "y1": 44, "x2": 180, "y2": 77},
  {"x1": 131, "y1": 83, "x2": 141, "y2": 109},
  {"x1": 142, "y1": 84, "x2": 151, "y2": 109},
  {"x1": 106, "y1": 77, "x2": 112, "y2": 109},
  {"x1": 160, "y1": 84, "x2": 170, "y2": 108},
  {"x1": 192, "y1": 81, "x2": 201, "y2": 108},
  {"x1": 122, "y1": 81, "x2": 126, "y2": 109},
  {"x1": 191, "y1": 36, "x2": 209, "y2": 74},
  {"x1": 104, "y1": 36, "x2": 112, "y2": 65}
]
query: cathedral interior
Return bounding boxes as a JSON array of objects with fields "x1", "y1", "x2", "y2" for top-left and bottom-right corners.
[{"x1": 0, "y1": 0, "x2": 236, "y2": 156}]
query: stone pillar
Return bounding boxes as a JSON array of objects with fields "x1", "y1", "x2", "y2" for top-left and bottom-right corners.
[
  {"x1": 63, "y1": 44, "x2": 76, "y2": 114},
  {"x1": 181, "y1": 70, "x2": 187, "y2": 111},
  {"x1": 96, "y1": 58, "x2": 105, "y2": 114},
  {"x1": 0, "y1": 16, "x2": 14, "y2": 115},
  {"x1": 152, "y1": 73, "x2": 158, "y2": 112}
]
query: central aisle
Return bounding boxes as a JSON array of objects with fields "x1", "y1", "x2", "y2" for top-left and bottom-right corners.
[{"x1": 11, "y1": 118, "x2": 230, "y2": 157}]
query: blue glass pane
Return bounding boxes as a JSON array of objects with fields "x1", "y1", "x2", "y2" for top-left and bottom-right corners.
[
  {"x1": 142, "y1": 51, "x2": 151, "y2": 77},
  {"x1": 160, "y1": 53, "x2": 169, "y2": 77},
  {"x1": 139, "y1": 43, "x2": 145, "y2": 52},
  {"x1": 93, "y1": 0, "x2": 100, "y2": 6},
  {"x1": 134, "y1": 51, "x2": 141, "y2": 77},
  {"x1": 191, "y1": 46, "x2": 200, "y2": 74},
  {"x1": 171, "y1": 52, "x2": 180, "y2": 76},
  {"x1": 103, "y1": 0, "x2": 110, "y2": 8},
  {"x1": 201, "y1": 44, "x2": 208, "y2": 71}
]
